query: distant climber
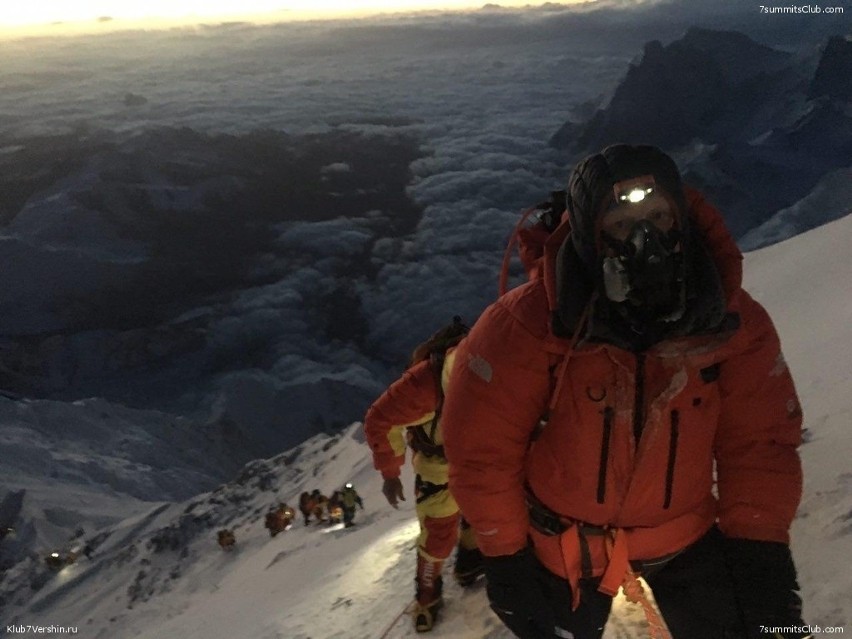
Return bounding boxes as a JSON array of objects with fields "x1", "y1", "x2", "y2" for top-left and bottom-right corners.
[
  {"x1": 264, "y1": 504, "x2": 295, "y2": 537},
  {"x1": 339, "y1": 482, "x2": 363, "y2": 528},
  {"x1": 311, "y1": 490, "x2": 330, "y2": 525},
  {"x1": 328, "y1": 491, "x2": 344, "y2": 524},
  {"x1": 44, "y1": 551, "x2": 75, "y2": 570},
  {"x1": 298, "y1": 491, "x2": 315, "y2": 526},
  {"x1": 217, "y1": 529, "x2": 236, "y2": 549}
]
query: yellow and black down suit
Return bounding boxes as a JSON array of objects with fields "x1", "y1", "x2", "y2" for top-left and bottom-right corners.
[{"x1": 364, "y1": 348, "x2": 479, "y2": 601}]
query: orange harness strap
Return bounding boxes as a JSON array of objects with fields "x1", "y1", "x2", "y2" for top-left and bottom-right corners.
[
  {"x1": 551, "y1": 521, "x2": 672, "y2": 637},
  {"x1": 602, "y1": 529, "x2": 673, "y2": 639},
  {"x1": 557, "y1": 526, "x2": 583, "y2": 610}
]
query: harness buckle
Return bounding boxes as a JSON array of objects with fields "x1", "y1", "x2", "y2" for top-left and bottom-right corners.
[{"x1": 525, "y1": 489, "x2": 571, "y2": 536}]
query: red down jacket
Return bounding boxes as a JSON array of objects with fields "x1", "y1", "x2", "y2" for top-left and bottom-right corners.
[{"x1": 442, "y1": 189, "x2": 803, "y2": 596}]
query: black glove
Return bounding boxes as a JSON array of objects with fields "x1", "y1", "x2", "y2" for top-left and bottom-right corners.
[
  {"x1": 723, "y1": 537, "x2": 808, "y2": 639},
  {"x1": 484, "y1": 546, "x2": 556, "y2": 639}
]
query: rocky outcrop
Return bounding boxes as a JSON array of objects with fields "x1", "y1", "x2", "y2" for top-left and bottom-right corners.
[
  {"x1": 809, "y1": 35, "x2": 852, "y2": 101},
  {"x1": 550, "y1": 28, "x2": 851, "y2": 240},
  {"x1": 555, "y1": 28, "x2": 795, "y2": 152}
]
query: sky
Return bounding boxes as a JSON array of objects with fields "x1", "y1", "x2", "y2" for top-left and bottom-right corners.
[{"x1": 0, "y1": 0, "x2": 585, "y2": 36}]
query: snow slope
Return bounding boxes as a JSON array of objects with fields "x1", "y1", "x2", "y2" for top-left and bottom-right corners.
[
  {"x1": 744, "y1": 214, "x2": 852, "y2": 628},
  {"x1": 3, "y1": 214, "x2": 851, "y2": 637}
]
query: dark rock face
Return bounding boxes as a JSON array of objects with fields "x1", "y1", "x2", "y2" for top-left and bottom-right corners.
[
  {"x1": 550, "y1": 28, "x2": 852, "y2": 239},
  {"x1": 809, "y1": 36, "x2": 852, "y2": 101},
  {"x1": 564, "y1": 28, "x2": 794, "y2": 152}
]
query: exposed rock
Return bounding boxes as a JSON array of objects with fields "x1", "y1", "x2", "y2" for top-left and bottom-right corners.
[
  {"x1": 555, "y1": 28, "x2": 794, "y2": 152},
  {"x1": 809, "y1": 35, "x2": 852, "y2": 101},
  {"x1": 550, "y1": 28, "x2": 851, "y2": 240}
]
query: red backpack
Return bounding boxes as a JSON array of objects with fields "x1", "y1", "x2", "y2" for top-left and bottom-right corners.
[{"x1": 498, "y1": 190, "x2": 566, "y2": 296}]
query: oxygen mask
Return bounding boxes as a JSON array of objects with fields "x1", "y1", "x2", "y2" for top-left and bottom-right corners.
[{"x1": 598, "y1": 176, "x2": 686, "y2": 324}]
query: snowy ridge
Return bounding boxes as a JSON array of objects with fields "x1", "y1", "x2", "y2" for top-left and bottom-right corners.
[
  {"x1": 739, "y1": 167, "x2": 852, "y2": 251},
  {"x1": 1, "y1": 423, "x2": 651, "y2": 638},
  {"x1": 0, "y1": 395, "x2": 257, "y2": 576}
]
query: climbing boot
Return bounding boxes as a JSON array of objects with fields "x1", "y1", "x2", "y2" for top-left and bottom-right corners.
[{"x1": 414, "y1": 556, "x2": 444, "y2": 632}]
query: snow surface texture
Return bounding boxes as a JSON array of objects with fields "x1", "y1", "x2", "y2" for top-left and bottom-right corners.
[{"x1": 3, "y1": 215, "x2": 850, "y2": 637}]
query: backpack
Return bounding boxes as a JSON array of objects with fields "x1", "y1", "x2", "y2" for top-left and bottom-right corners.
[
  {"x1": 408, "y1": 315, "x2": 470, "y2": 368},
  {"x1": 498, "y1": 190, "x2": 566, "y2": 296},
  {"x1": 406, "y1": 316, "x2": 470, "y2": 457}
]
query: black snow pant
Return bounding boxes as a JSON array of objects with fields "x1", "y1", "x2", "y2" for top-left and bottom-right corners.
[
  {"x1": 343, "y1": 506, "x2": 356, "y2": 527},
  {"x1": 529, "y1": 526, "x2": 761, "y2": 639}
]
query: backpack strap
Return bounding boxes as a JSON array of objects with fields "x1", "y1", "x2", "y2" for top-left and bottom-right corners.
[
  {"x1": 408, "y1": 424, "x2": 446, "y2": 459},
  {"x1": 529, "y1": 301, "x2": 593, "y2": 444},
  {"x1": 427, "y1": 350, "x2": 446, "y2": 441},
  {"x1": 499, "y1": 204, "x2": 540, "y2": 297}
]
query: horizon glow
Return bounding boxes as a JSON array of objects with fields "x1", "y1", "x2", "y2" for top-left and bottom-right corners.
[{"x1": 0, "y1": 0, "x2": 563, "y2": 35}]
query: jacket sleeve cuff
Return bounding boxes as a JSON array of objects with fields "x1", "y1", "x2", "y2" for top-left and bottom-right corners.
[{"x1": 378, "y1": 456, "x2": 405, "y2": 480}]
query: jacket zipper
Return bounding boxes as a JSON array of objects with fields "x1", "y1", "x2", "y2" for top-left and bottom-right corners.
[
  {"x1": 663, "y1": 409, "x2": 680, "y2": 509},
  {"x1": 596, "y1": 407, "x2": 614, "y2": 504},
  {"x1": 633, "y1": 353, "x2": 646, "y2": 450}
]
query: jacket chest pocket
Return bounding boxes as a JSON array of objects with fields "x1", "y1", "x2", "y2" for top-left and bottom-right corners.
[
  {"x1": 663, "y1": 410, "x2": 679, "y2": 509},
  {"x1": 687, "y1": 364, "x2": 722, "y2": 424},
  {"x1": 662, "y1": 364, "x2": 723, "y2": 509}
]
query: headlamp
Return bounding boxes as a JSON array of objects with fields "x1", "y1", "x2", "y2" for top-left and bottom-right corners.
[{"x1": 613, "y1": 175, "x2": 656, "y2": 205}]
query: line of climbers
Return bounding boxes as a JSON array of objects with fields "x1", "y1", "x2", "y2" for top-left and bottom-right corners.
[
  {"x1": 298, "y1": 484, "x2": 364, "y2": 528},
  {"x1": 215, "y1": 482, "x2": 364, "y2": 550}
]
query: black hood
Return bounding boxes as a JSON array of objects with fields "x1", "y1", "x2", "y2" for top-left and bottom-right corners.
[{"x1": 557, "y1": 144, "x2": 730, "y2": 350}]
